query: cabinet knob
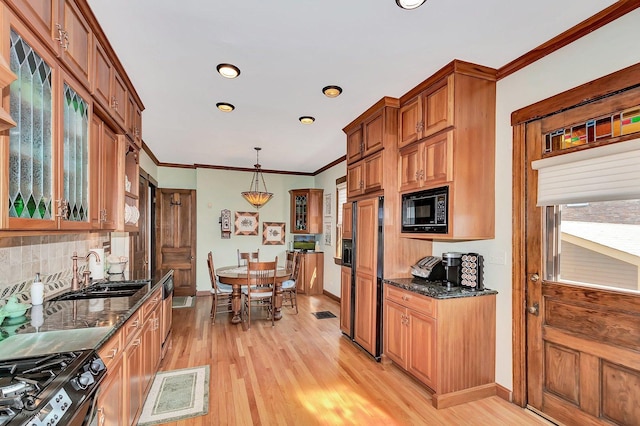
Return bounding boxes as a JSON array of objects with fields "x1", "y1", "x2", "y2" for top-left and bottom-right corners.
[
  {"x1": 56, "y1": 199, "x2": 69, "y2": 219},
  {"x1": 55, "y1": 24, "x2": 69, "y2": 50},
  {"x1": 416, "y1": 121, "x2": 424, "y2": 133}
]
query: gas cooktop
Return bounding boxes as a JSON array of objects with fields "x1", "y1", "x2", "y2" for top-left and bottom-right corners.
[{"x1": 0, "y1": 350, "x2": 105, "y2": 426}]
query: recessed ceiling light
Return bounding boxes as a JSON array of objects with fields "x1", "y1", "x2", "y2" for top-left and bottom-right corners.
[
  {"x1": 299, "y1": 116, "x2": 315, "y2": 125},
  {"x1": 216, "y1": 102, "x2": 235, "y2": 112},
  {"x1": 216, "y1": 63, "x2": 240, "y2": 79},
  {"x1": 322, "y1": 85, "x2": 342, "y2": 98},
  {"x1": 396, "y1": 0, "x2": 426, "y2": 10}
]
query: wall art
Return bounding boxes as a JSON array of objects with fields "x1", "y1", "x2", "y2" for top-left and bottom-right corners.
[
  {"x1": 235, "y1": 211, "x2": 259, "y2": 235},
  {"x1": 262, "y1": 222, "x2": 285, "y2": 245}
]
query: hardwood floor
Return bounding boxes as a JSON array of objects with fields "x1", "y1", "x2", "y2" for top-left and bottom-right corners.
[{"x1": 158, "y1": 294, "x2": 551, "y2": 425}]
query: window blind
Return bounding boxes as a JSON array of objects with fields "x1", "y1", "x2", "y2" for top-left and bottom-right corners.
[
  {"x1": 336, "y1": 183, "x2": 347, "y2": 225},
  {"x1": 531, "y1": 138, "x2": 640, "y2": 206}
]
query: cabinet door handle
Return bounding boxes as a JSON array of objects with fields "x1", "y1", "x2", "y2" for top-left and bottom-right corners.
[
  {"x1": 56, "y1": 199, "x2": 69, "y2": 218},
  {"x1": 97, "y1": 407, "x2": 105, "y2": 426},
  {"x1": 132, "y1": 338, "x2": 141, "y2": 346},
  {"x1": 55, "y1": 24, "x2": 69, "y2": 50},
  {"x1": 402, "y1": 295, "x2": 410, "y2": 301},
  {"x1": 105, "y1": 347, "x2": 118, "y2": 358},
  {"x1": 416, "y1": 121, "x2": 424, "y2": 132},
  {"x1": 130, "y1": 319, "x2": 139, "y2": 329}
]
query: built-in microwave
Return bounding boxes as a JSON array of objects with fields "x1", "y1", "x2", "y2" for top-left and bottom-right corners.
[{"x1": 401, "y1": 186, "x2": 448, "y2": 234}]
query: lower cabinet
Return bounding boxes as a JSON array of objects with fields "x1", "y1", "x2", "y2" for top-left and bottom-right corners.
[
  {"x1": 96, "y1": 287, "x2": 164, "y2": 426},
  {"x1": 298, "y1": 252, "x2": 324, "y2": 295},
  {"x1": 383, "y1": 284, "x2": 496, "y2": 408}
]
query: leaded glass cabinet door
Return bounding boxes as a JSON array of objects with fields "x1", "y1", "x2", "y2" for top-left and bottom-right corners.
[
  {"x1": 7, "y1": 25, "x2": 57, "y2": 230},
  {"x1": 58, "y1": 74, "x2": 91, "y2": 230}
]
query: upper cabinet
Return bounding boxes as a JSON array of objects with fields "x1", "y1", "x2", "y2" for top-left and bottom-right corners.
[
  {"x1": 398, "y1": 60, "x2": 497, "y2": 240},
  {"x1": 290, "y1": 189, "x2": 323, "y2": 234},
  {"x1": 399, "y1": 75, "x2": 454, "y2": 148},
  {"x1": 343, "y1": 97, "x2": 399, "y2": 200},
  {"x1": 5, "y1": 0, "x2": 91, "y2": 88},
  {"x1": 1, "y1": 0, "x2": 142, "y2": 233}
]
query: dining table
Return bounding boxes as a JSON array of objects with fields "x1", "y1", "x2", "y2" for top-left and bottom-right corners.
[{"x1": 216, "y1": 265, "x2": 292, "y2": 324}]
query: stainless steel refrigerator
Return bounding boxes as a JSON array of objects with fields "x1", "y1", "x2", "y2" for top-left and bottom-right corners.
[{"x1": 342, "y1": 196, "x2": 384, "y2": 360}]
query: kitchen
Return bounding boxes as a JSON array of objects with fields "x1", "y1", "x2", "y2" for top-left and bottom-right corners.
[{"x1": 1, "y1": 0, "x2": 640, "y2": 425}]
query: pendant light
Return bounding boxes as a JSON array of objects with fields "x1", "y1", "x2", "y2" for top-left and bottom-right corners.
[{"x1": 241, "y1": 147, "x2": 273, "y2": 209}]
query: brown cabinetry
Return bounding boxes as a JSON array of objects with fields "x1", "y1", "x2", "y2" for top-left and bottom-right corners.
[
  {"x1": 343, "y1": 97, "x2": 399, "y2": 201},
  {"x1": 398, "y1": 60, "x2": 496, "y2": 240},
  {"x1": 399, "y1": 130, "x2": 453, "y2": 192},
  {"x1": 289, "y1": 189, "x2": 323, "y2": 234},
  {"x1": 399, "y1": 75, "x2": 453, "y2": 148},
  {"x1": 341, "y1": 203, "x2": 352, "y2": 239},
  {"x1": 353, "y1": 197, "x2": 379, "y2": 355},
  {"x1": 90, "y1": 115, "x2": 121, "y2": 230},
  {"x1": 5, "y1": 0, "x2": 91, "y2": 88},
  {"x1": 339, "y1": 265, "x2": 351, "y2": 334},
  {"x1": 297, "y1": 252, "x2": 324, "y2": 295},
  {"x1": 96, "y1": 287, "x2": 165, "y2": 426},
  {"x1": 347, "y1": 151, "x2": 383, "y2": 198},
  {"x1": 383, "y1": 284, "x2": 496, "y2": 408}
]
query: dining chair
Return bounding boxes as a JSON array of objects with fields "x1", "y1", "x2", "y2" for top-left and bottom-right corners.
[
  {"x1": 242, "y1": 257, "x2": 277, "y2": 329},
  {"x1": 207, "y1": 251, "x2": 233, "y2": 323},
  {"x1": 282, "y1": 251, "x2": 300, "y2": 314},
  {"x1": 237, "y1": 249, "x2": 259, "y2": 267}
]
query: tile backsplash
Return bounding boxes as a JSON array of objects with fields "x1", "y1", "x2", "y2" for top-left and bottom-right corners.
[{"x1": 0, "y1": 233, "x2": 110, "y2": 303}]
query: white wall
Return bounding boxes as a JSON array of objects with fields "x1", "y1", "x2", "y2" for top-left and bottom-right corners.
[
  {"x1": 313, "y1": 161, "x2": 347, "y2": 297},
  {"x1": 433, "y1": 9, "x2": 640, "y2": 389}
]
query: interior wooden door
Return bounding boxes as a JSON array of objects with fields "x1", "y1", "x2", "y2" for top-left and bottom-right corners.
[
  {"x1": 130, "y1": 174, "x2": 149, "y2": 280},
  {"x1": 155, "y1": 189, "x2": 196, "y2": 296},
  {"x1": 524, "y1": 120, "x2": 640, "y2": 425}
]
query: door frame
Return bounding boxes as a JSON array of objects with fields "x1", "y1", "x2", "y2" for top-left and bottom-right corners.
[{"x1": 511, "y1": 62, "x2": 640, "y2": 406}]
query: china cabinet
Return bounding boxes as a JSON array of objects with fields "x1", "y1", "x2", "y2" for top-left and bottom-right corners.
[{"x1": 289, "y1": 188, "x2": 323, "y2": 234}]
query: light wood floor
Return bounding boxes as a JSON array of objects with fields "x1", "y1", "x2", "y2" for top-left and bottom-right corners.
[{"x1": 157, "y1": 293, "x2": 551, "y2": 425}]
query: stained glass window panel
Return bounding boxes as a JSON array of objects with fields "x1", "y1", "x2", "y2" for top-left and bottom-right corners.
[
  {"x1": 9, "y1": 30, "x2": 53, "y2": 219},
  {"x1": 63, "y1": 83, "x2": 89, "y2": 222}
]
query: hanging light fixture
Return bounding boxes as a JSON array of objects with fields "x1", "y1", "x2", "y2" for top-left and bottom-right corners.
[
  {"x1": 396, "y1": 0, "x2": 426, "y2": 10},
  {"x1": 241, "y1": 147, "x2": 273, "y2": 209}
]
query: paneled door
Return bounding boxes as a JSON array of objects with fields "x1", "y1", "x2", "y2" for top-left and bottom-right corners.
[
  {"x1": 523, "y1": 118, "x2": 640, "y2": 425},
  {"x1": 155, "y1": 189, "x2": 196, "y2": 296}
]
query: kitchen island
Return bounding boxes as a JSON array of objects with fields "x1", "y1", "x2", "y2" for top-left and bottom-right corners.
[{"x1": 382, "y1": 277, "x2": 497, "y2": 408}]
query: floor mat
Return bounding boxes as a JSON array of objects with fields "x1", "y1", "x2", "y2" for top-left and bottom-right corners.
[
  {"x1": 312, "y1": 311, "x2": 337, "y2": 319},
  {"x1": 137, "y1": 365, "x2": 209, "y2": 425},
  {"x1": 172, "y1": 296, "x2": 194, "y2": 309}
]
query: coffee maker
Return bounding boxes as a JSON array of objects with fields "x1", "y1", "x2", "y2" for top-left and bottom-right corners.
[{"x1": 442, "y1": 252, "x2": 462, "y2": 287}]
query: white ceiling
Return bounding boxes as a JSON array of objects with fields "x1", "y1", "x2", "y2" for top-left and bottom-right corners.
[{"x1": 87, "y1": 0, "x2": 617, "y2": 173}]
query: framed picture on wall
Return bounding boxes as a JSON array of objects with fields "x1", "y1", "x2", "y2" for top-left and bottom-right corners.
[
  {"x1": 324, "y1": 193, "x2": 332, "y2": 217},
  {"x1": 262, "y1": 222, "x2": 286, "y2": 245},
  {"x1": 235, "y1": 211, "x2": 259, "y2": 235},
  {"x1": 323, "y1": 221, "x2": 332, "y2": 245}
]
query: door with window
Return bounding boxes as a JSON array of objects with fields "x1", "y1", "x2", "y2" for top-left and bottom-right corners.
[{"x1": 522, "y1": 88, "x2": 640, "y2": 425}]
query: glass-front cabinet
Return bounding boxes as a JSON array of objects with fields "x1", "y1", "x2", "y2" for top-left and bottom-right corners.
[
  {"x1": 5, "y1": 16, "x2": 91, "y2": 230},
  {"x1": 289, "y1": 188, "x2": 323, "y2": 234}
]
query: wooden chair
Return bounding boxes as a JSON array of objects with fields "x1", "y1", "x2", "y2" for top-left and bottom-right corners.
[
  {"x1": 237, "y1": 249, "x2": 259, "y2": 266},
  {"x1": 282, "y1": 251, "x2": 300, "y2": 314},
  {"x1": 242, "y1": 257, "x2": 277, "y2": 329},
  {"x1": 207, "y1": 251, "x2": 233, "y2": 323}
]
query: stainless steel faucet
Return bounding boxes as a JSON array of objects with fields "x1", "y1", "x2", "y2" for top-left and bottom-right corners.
[{"x1": 71, "y1": 251, "x2": 101, "y2": 291}]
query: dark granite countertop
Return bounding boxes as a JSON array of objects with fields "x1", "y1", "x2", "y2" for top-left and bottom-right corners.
[
  {"x1": 384, "y1": 277, "x2": 498, "y2": 299},
  {"x1": 0, "y1": 270, "x2": 173, "y2": 361}
]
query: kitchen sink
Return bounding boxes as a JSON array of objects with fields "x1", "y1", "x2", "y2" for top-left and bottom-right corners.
[{"x1": 51, "y1": 281, "x2": 150, "y2": 301}]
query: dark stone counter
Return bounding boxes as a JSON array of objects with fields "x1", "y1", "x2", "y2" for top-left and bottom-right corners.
[
  {"x1": 384, "y1": 277, "x2": 498, "y2": 299},
  {"x1": 0, "y1": 270, "x2": 173, "y2": 361}
]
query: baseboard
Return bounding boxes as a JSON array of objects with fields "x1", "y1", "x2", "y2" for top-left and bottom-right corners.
[
  {"x1": 432, "y1": 383, "x2": 497, "y2": 409},
  {"x1": 196, "y1": 290, "x2": 211, "y2": 297},
  {"x1": 323, "y1": 290, "x2": 340, "y2": 302},
  {"x1": 496, "y1": 383, "x2": 512, "y2": 402}
]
